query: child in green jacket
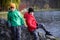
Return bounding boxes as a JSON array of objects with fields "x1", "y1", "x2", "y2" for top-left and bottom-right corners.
[{"x1": 7, "y1": 3, "x2": 24, "y2": 40}]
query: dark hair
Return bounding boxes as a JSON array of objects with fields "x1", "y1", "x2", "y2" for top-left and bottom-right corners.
[{"x1": 28, "y1": 8, "x2": 34, "y2": 13}]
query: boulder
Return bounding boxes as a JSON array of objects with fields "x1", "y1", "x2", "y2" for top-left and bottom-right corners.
[{"x1": 0, "y1": 18, "x2": 34, "y2": 40}]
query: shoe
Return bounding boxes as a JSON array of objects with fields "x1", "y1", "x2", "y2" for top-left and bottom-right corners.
[
  {"x1": 45, "y1": 31, "x2": 52, "y2": 36},
  {"x1": 45, "y1": 31, "x2": 55, "y2": 39}
]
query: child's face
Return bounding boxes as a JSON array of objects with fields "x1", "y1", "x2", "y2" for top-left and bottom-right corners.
[
  {"x1": 30, "y1": 12, "x2": 34, "y2": 16},
  {"x1": 10, "y1": 7, "x2": 15, "y2": 11}
]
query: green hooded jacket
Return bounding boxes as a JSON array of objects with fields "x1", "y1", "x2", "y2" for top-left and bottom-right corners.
[{"x1": 7, "y1": 9, "x2": 24, "y2": 27}]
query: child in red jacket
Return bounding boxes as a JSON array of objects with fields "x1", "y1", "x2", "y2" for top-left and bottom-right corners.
[{"x1": 24, "y1": 8, "x2": 53, "y2": 40}]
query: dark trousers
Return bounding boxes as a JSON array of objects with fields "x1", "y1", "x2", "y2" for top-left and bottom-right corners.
[
  {"x1": 37, "y1": 24, "x2": 48, "y2": 33},
  {"x1": 30, "y1": 24, "x2": 48, "y2": 40},
  {"x1": 10, "y1": 26, "x2": 21, "y2": 40}
]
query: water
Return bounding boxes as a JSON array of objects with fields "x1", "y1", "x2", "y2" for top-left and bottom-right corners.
[{"x1": 34, "y1": 11, "x2": 60, "y2": 38}]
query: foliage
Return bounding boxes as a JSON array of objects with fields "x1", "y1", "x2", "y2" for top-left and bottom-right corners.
[{"x1": 1, "y1": 0, "x2": 21, "y2": 10}]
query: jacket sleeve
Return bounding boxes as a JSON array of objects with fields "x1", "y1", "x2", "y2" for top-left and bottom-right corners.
[
  {"x1": 27, "y1": 18, "x2": 36, "y2": 29},
  {"x1": 18, "y1": 12, "x2": 25, "y2": 25}
]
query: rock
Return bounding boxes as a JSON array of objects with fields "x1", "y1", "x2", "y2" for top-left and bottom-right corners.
[
  {"x1": 0, "y1": 18, "x2": 34, "y2": 40},
  {"x1": 21, "y1": 26, "x2": 34, "y2": 40},
  {"x1": 0, "y1": 26, "x2": 34, "y2": 40}
]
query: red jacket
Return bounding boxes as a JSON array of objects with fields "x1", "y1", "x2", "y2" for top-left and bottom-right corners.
[{"x1": 24, "y1": 12, "x2": 37, "y2": 32}]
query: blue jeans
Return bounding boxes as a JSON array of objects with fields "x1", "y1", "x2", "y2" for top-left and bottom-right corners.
[
  {"x1": 30, "y1": 30, "x2": 40, "y2": 40},
  {"x1": 10, "y1": 26, "x2": 21, "y2": 40}
]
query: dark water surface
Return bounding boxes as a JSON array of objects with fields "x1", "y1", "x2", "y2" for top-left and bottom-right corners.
[{"x1": 34, "y1": 11, "x2": 60, "y2": 38}]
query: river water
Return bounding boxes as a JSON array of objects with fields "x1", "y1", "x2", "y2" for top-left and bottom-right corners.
[{"x1": 34, "y1": 11, "x2": 60, "y2": 38}]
